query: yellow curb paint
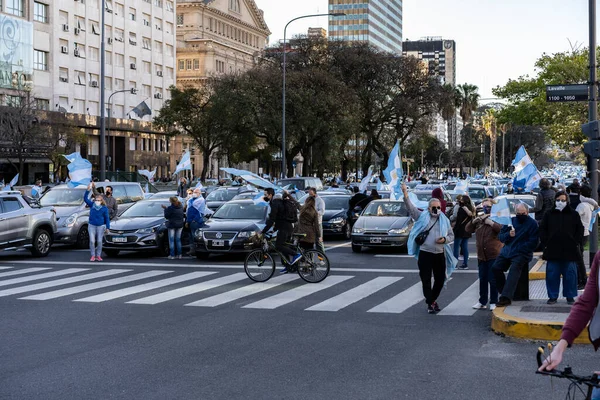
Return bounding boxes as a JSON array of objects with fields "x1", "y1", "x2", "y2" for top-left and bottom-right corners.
[
  {"x1": 491, "y1": 306, "x2": 590, "y2": 344},
  {"x1": 528, "y1": 260, "x2": 546, "y2": 280}
]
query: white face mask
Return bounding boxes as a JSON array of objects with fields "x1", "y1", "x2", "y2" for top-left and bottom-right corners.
[
  {"x1": 94, "y1": 201, "x2": 102, "y2": 206},
  {"x1": 555, "y1": 200, "x2": 567, "y2": 211},
  {"x1": 192, "y1": 193, "x2": 200, "y2": 198}
]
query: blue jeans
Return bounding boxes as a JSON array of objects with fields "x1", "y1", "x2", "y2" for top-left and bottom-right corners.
[
  {"x1": 453, "y1": 237, "x2": 470, "y2": 267},
  {"x1": 168, "y1": 228, "x2": 183, "y2": 257},
  {"x1": 89, "y1": 224, "x2": 106, "y2": 257},
  {"x1": 478, "y1": 259, "x2": 498, "y2": 306},
  {"x1": 593, "y1": 387, "x2": 600, "y2": 400},
  {"x1": 546, "y1": 260, "x2": 578, "y2": 299}
]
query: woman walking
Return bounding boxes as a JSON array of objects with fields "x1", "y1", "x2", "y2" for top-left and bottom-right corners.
[
  {"x1": 163, "y1": 196, "x2": 185, "y2": 259},
  {"x1": 540, "y1": 191, "x2": 584, "y2": 305},
  {"x1": 453, "y1": 195, "x2": 475, "y2": 270},
  {"x1": 84, "y1": 183, "x2": 111, "y2": 262},
  {"x1": 295, "y1": 196, "x2": 321, "y2": 250}
]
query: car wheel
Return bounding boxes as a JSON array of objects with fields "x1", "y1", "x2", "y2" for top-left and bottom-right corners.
[
  {"x1": 351, "y1": 243, "x2": 361, "y2": 253},
  {"x1": 76, "y1": 225, "x2": 89, "y2": 249},
  {"x1": 30, "y1": 229, "x2": 52, "y2": 257},
  {"x1": 158, "y1": 238, "x2": 169, "y2": 257},
  {"x1": 104, "y1": 249, "x2": 120, "y2": 257},
  {"x1": 196, "y1": 252, "x2": 210, "y2": 260}
]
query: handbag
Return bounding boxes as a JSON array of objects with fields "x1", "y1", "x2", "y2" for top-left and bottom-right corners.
[{"x1": 415, "y1": 217, "x2": 439, "y2": 246}]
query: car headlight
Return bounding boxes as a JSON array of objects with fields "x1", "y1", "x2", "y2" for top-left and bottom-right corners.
[
  {"x1": 329, "y1": 217, "x2": 345, "y2": 225},
  {"x1": 237, "y1": 231, "x2": 257, "y2": 238},
  {"x1": 64, "y1": 213, "x2": 78, "y2": 227},
  {"x1": 353, "y1": 227, "x2": 365, "y2": 234},
  {"x1": 136, "y1": 225, "x2": 161, "y2": 234},
  {"x1": 195, "y1": 230, "x2": 204, "y2": 239},
  {"x1": 388, "y1": 228, "x2": 408, "y2": 234}
]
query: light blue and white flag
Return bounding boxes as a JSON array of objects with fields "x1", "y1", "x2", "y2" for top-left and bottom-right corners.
[
  {"x1": 383, "y1": 140, "x2": 403, "y2": 200},
  {"x1": 512, "y1": 145, "x2": 533, "y2": 174},
  {"x1": 490, "y1": 197, "x2": 512, "y2": 226},
  {"x1": 408, "y1": 191, "x2": 429, "y2": 209},
  {"x1": 590, "y1": 209, "x2": 600, "y2": 232},
  {"x1": 63, "y1": 153, "x2": 92, "y2": 188},
  {"x1": 1, "y1": 174, "x2": 18, "y2": 191},
  {"x1": 174, "y1": 151, "x2": 192, "y2": 174},
  {"x1": 359, "y1": 166, "x2": 374, "y2": 193},
  {"x1": 145, "y1": 183, "x2": 149, "y2": 193},
  {"x1": 252, "y1": 193, "x2": 268, "y2": 206},
  {"x1": 196, "y1": 180, "x2": 204, "y2": 190},
  {"x1": 376, "y1": 176, "x2": 384, "y2": 191},
  {"x1": 138, "y1": 168, "x2": 157, "y2": 182},
  {"x1": 453, "y1": 180, "x2": 468, "y2": 195}
]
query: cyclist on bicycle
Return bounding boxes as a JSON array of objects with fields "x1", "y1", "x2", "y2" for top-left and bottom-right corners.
[{"x1": 261, "y1": 188, "x2": 302, "y2": 270}]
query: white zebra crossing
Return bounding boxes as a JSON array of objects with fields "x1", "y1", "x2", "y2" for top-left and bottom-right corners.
[
  {"x1": 437, "y1": 280, "x2": 480, "y2": 316},
  {"x1": 0, "y1": 267, "x2": 50, "y2": 278},
  {"x1": 0, "y1": 268, "x2": 88, "y2": 288}
]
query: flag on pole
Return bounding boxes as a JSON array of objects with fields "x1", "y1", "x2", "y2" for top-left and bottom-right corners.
[
  {"x1": 196, "y1": 180, "x2": 204, "y2": 189},
  {"x1": 1, "y1": 174, "x2": 18, "y2": 191},
  {"x1": 383, "y1": 140, "x2": 403, "y2": 200},
  {"x1": 453, "y1": 180, "x2": 468, "y2": 195},
  {"x1": 490, "y1": 197, "x2": 512, "y2": 226},
  {"x1": 63, "y1": 153, "x2": 92, "y2": 188},
  {"x1": 174, "y1": 151, "x2": 192, "y2": 174},
  {"x1": 512, "y1": 145, "x2": 533, "y2": 174},
  {"x1": 512, "y1": 146, "x2": 542, "y2": 192},
  {"x1": 131, "y1": 101, "x2": 152, "y2": 119},
  {"x1": 138, "y1": 168, "x2": 157, "y2": 182},
  {"x1": 359, "y1": 166, "x2": 374, "y2": 193},
  {"x1": 376, "y1": 176, "x2": 384, "y2": 191},
  {"x1": 253, "y1": 193, "x2": 268, "y2": 206}
]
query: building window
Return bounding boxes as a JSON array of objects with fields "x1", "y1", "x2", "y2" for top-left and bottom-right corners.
[
  {"x1": 178, "y1": 60, "x2": 184, "y2": 70},
  {"x1": 186, "y1": 59, "x2": 192, "y2": 70},
  {"x1": 128, "y1": 8, "x2": 136, "y2": 21},
  {"x1": 34, "y1": 2, "x2": 49, "y2": 23},
  {"x1": 89, "y1": 46, "x2": 99, "y2": 61},
  {"x1": 35, "y1": 98, "x2": 50, "y2": 110},
  {"x1": 105, "y1": 50, "x2": 112, "y2": 65},
  {"x1": 91, "y1": 21, "x2": 100, "y2": 34},
  {"x1": 193, "y1": 59, "x2": 199, "y2": 70},
  {"x1": 154, "y1": 0, "x2": 162, "y2": 7},
  {"x1": 176, "y1": 14, "x2": 183, "y2": 25},
  {"x1": 129, "y1": 138, "x2": 137, "y2": 151},
  {"x1": 115, "y1": 78, "x2": 124, "y2": 90},
  {"x1": 142, "y1": 37, "x2": 151, "y2": 50},
  {"x1": 143, "y1": 61, "x2": 151, "y2": 74},
  {"x1": 59, "y1": 67, "x2": 68, "y2": 83},
  {"x1": 75, "y1": 70, "x2": 86, "y2": 85},
  {"x1": 6, "y1": 0, "x2": 24, "y2": 16},
  {"x1": 229, "y1": 0, "x2": 240, "y2": 13},
  {"x1": 115, "y1": 53, "x2": 124, "y2": 66},
  {"x1": 33, "y1": 50, "x2": 48, "y2": 70},
  {"x1": 166, "y1": 0, "x2": 173, "y2": 12}
]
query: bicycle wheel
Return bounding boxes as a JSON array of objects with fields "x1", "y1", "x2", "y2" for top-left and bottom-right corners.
[
  {"x1": 297, "y1": 250, "x2": 330, "y2": 283},
  {"x1": 244, "y1": 250, "x2": 276, "y2": 282}
]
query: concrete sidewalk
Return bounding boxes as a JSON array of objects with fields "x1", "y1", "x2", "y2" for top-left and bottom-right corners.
[{"x1": 528, "y1": 251, "x2": 591, "y2": 280}]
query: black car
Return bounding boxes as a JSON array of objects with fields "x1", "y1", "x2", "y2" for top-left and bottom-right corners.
[
  {"x1": 103, "y1": 198, "x2": 190, "y2": 256},
  {"x1": 320, "y1": 195, "x2": 352, "y2": 238},
  {"x1": 194, "y1": 200, "x2": 269, "y2": 259}
]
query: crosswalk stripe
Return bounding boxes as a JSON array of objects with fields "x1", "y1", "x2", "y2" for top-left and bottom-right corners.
[
  {"x1": 127, "y1": 273, "x2": 247, "y2": 305},
  {"x1": 185, "y1": 274, "x2": 299, "y2": 307},
  {"x1": 0, "y1": 267, "x2": 12, "y2": 270},
  {"x1": 437, "y1": 280, "x2": 481, "y2": 316},
  {"x1": 0, "y1": 269, "x2": 130, "y2": 298},
  {"x1": 243, "y1": 275, "x2": 354, "y2": 310},
  {"x1": 20, "y1": 271, "x2": 171, "y2": 300},
  {"x1": 306, "y1": 277, "x2": 403, "y2": 312},
  {"x1": 367, "y1": 282, "x2": 424, "y2": 313},
  {"x1": 74, "y1": 272, "x2": 217, "y2": 303},
  {"x1": 0, "y1": 267, "x2": 50, "y2": 278},
  {"x1": 0, "y1": 268, "x2": 88, "y2": 288}
]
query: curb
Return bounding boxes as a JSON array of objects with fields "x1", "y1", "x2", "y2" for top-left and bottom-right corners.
[
  {"x1": 528, "y1": 259, "x2": 545, "y2": 280},
  {"x1": 491, "y1": 306, "x2": 590, "y2": 343}
]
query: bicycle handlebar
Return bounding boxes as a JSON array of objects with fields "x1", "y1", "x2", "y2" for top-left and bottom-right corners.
[{"x1": 536, "y1": 348, "x2": 600, "y2": 388}]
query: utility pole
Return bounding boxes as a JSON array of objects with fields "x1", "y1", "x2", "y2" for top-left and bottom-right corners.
[
  {"x1": 99, "y1": 0, "x2": 106, "y2": 181},
  {"x1": 589, "y1": 0, "x2": 598, "y2": 262}
]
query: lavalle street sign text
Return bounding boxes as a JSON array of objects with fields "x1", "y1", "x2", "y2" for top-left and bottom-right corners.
[{"x1": 546, "y1": 84, "x2": 590, "y2": 102}]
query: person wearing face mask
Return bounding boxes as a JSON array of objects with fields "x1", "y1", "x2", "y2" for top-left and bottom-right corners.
[
  {"x1": 452, "y1": 195, "x2": 476, "y2": 270},
  {"x1": 402, "y1": 182, "x2": 457, "y2": 314},
  {"x1": 465, "y1": 199, "x2": 503, "y2": 310},
  {"x1": 307, "y1": 187, "x2": 325, "y2": 253},
  {"x1": 492, "y1": 203, "x2": 539, "y2": 307},
  {"x1": 186, "y1": 188, "x2": 207, "y2": 256},
  {"x1": 84, "y1": 184, "x2": 111, "y2": 262},
  {"x1": 539, "y1": 191, "x2": 584, "y2": 305},
  {"x1": 92, "y1": 183, "x2": 118, "y2": 220}
]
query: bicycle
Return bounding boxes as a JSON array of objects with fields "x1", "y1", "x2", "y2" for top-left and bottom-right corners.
[
  {"x1": 536, "y1": 346, "x2": 600, "y2": 399},
  {"x1": 244, "y1": 233, "x2": 330, "y2": 283}
]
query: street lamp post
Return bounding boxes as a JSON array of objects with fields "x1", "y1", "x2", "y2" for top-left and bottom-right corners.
[
  {"x1": 99, "y1": 0, "x2": 107, "y2": 180},
  {"x1": 106, "y1": 88, "x2": 137, "y2": 174},
  {"x1": 281, "y1": 12, "x2": 345, "y2": 179}
]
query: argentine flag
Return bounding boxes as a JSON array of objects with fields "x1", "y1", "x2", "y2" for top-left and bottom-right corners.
[
  {"x1": 453, "y1": 180, "x2": 468, "y2": 195},
  {"x1": 1, "y1": 174, "x2": 18, "y2": 191},
  {"x1": 408, "y1": 191, "x2": 429, "y2": 209},
  {"x1": 138, "y1": 168, "x2": 157, "y2": 182},
  {"x1": 376, "y1": 176, "x2": 384, "y2": 191},
  {"x1": 490, "y1": 197, "x2": 512, "y2": 226},
  {"x1": 196, "y1": 180, "x2": 204, "y2": 190},
  {"x1": 383, "y1": 141, "x2": 403, "y2": 200},
  {"x1": 63, "y1": 153, "x2": 92, "y2": 188},
  {"x1": 174, "y1": 151, "x2": 192, "y2": 174},
  {"x1": 359, "y1": 166, "x2": 374, "y2": 193},
  {"x1": 253, "y1": 193, "x2": 268, "y2": 206},
  {"x1": 512, "y1": 145, "x2": 533, "y2": 174}
]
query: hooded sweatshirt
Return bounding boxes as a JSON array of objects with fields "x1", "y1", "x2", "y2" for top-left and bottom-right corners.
[{"x1": 431, "y1": 188, "x2": 447, "y2": 213}]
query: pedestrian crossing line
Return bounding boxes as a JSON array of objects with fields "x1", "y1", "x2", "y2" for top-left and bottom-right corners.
[
  {"x1": 185, "y1": 274, "x2": 299, "y2": 308},
  {"x1": 0, "y1": 268, "x2": 88, "y2": 288},
  {"x1": 0, "y1": 267, "x2": 50, "y2": 278},
  {"x1": 306, "y1": 277, "x2": 403, "y2": 312},
  {"x1": 127, "y1": 273, "x2": 248, "y2": 305},
  {"x1": 74, "y1": 272, "x2": 217, "y2": 303},
  {"x1": 20, "y1": 270, "x2": 171, "y2": 301},
  {"x1": 0, "y1": 267, "x2": 13, "y2": 270},
  {"x1": 367, "y1": 282, "x2": 423, "y2": 314},
  {"x1": 437, "y1": 280, "x2": 481, "y2": 316},
  {"x1": 243, "y1": 275, "x2": 354, "y2": 310},
  {"x1": 0, "y1": 269, "x2": 131, "y2": 298}
]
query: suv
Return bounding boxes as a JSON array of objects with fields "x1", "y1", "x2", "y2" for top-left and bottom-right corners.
[
  {"x1": 39, "y1": 182, "x2": 144, "y2": 248},
  {"x1": 277, "y1": 177, "x2": 324, "y2": 191},
  {"x1": 0, "y1": 191, "x2": 57, "y2": 257}
]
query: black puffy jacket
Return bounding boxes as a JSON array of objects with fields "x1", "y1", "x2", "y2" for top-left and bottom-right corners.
[
  {"x1": 540, "y1": 205, "x2": 584, "y2": 262},
  {"x1": 164, "y1": 204, "x2": 185, "y2": 229}
]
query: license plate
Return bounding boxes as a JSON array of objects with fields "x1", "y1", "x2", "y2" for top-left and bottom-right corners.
[
  {"x1": 370, "y1": 237, "x2": 382, "y2": 244},
  {"x1": 212, "y1": 240, "x2": 225, "y2": 247},
  {"x1": 113, "y1": 236, "x2": 127, "y2": 243}
]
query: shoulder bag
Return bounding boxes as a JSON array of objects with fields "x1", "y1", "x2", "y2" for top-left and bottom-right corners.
[{"x1": 415, "y1": 217, "x2": 440, "y2": 246}]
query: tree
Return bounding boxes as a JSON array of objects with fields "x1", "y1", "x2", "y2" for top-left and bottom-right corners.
[{"x1": 455, "y1": 83, "x2": 481, "y2": 127}]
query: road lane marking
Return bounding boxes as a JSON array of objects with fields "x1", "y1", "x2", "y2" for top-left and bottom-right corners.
[
  {"x1": 0, "y1": 269, "x2": 130, "y2": 298},
  {"x1": 374, "y1": 255, "x2": 413, "y2": 258},
  {"x1": 0, "y1": 268, "x2": 88, "y2": 288},
  {"x1": 75, "y1": 272, "x2": 216, "y2": 303},
  {"x1": 127, "y1": 273, "x2": 247, "y2": 305},
  {"x1": 324, "y1": 242, "x2": 351, "y2": 251},
  {"x1": 0, "y1": 267, "x2": 50, "y2": 278},
  {"x1": 185, "y1": 274, "x2": 298, "y2": 307},
  {"x1": 20, "y1": 270, "x2": 171, "y2": 300},
  {"x1": 306, "y1": 276, "x2": 402, "y2": 312},
  {"x1": 437, "y1": 280, "x2": 481, "y2": 316},
  {"x1": 243, "y1": 275, "x2": 353, "y2": 310},
  {"x1": 367, "y1": 282, "x2": 424, "y2": 313},
  {"x1": 0, "y1": 267, "x2": 12, "y2": 270}
]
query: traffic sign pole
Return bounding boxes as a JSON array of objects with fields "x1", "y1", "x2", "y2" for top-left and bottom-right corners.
[{"x1": 589, "y1": 0, "x2": 598, "y2": 263}]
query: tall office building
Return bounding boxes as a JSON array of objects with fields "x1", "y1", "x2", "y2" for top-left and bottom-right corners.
[{"x1": 328, "y1": 0, "x2": 403, "y2": 54}]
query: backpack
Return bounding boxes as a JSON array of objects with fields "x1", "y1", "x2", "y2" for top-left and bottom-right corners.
[{"x1": 283, "y1": 199, "x2": 298, "y2": 223}]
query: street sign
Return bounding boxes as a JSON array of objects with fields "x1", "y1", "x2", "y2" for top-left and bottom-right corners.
[{"x1": 546, "y1": 84, "x2": 589, "y2": 102}]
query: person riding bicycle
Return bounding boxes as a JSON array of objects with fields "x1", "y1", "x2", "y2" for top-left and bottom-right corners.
[{"x1": 260, "y1": 188, "x2": 302, "y2": 271}]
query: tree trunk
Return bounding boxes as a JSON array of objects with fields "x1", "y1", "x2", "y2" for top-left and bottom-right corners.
[{"x1": 200, "y1": 149, "x2": 211, "y2": 182}]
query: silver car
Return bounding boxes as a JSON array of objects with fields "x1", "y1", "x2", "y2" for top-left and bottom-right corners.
[{"x1": 351, "y1": 199, "x2": 413, "y2": 253}]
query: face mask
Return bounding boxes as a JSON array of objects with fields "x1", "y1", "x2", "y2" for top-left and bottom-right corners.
[
  {"x1": 192, "y1": 193, "x2": 200, "y2": 198},
  {"x1": 429, "y1": 207, "x2": 439, "y2": 216},
  {"x1": 516, "y1": 214, "x2": 528, "y2": 223},
  {"x1": 263, "y1": 196, "x2": 269, "y2": 202},
  {"x1": 106, "y1": 191, "x2": 112, "y2": 196},
  {"x1": 483, "y1": 206, "x2": 491, "y2": 214},
  {"x1": 94, "y1": 201, "x2": 102, "y2": 206},
  {"x1": 555, "y1": 200, "x2": 567, "y2": 211}
]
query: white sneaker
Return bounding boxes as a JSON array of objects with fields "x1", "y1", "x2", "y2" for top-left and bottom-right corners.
[
  {"x1": 489, "y1": 304, "x2": 496, "y2": 311},
  {"x1": 472, "y1": 302, "x2": 487, "y2": 310}
]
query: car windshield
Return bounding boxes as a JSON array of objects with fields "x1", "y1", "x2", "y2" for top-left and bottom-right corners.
[
  {"x1": 151, "y1": 192, "x2": 175, "y2": 199},
  {"x1": 212, "y1": 203, "x2": 265, "y2": 220},
  {"x1": 120, "y1": 201, "x2": 167, "y2": 218},
  {"x1": 323, "y1": 196, "x2": 349, "y2": 210},
  {"x1": 206, "y1": 190, "x2": 237, "y2": 202},
  {"x1": 468, "y1": 188, "x2": 487, "y2": 200},
  {"x1": 278, "y1": 179, "x2": 304, "y2": 190},
  {"x1": 39, "y1": 189, "x2": 85, "y2": 206},
  {"x1": 507, "y1": 198, "x2": 535, "y2": 213},
  {"x1": 413, "y1": 192, "x2": 432, "y2": 201},
  {"x1": 362, "y1": 202, "x2": 408, "y2": 217}
]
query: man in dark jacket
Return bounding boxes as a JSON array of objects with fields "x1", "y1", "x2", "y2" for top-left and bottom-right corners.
[
  {"x1": 261, "y1": 188, "x2": 301, "y2": 269},
  {"x1": 348, "y1": 186, "x2": 368, "y2": 221},
  {"x1": 492, "y1": 203, "x2": 540, "y2": 306},
  {"x1": 176, "y1": 178, "x2": 189, "y2": 199},
  {"x1": 531, "y1": 178, "x2": 556, "y2": 223}
]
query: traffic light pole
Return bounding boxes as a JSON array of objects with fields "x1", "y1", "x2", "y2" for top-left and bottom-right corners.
[{"x1": 589, "y1": 0, "x2": 598, "y2": 263}]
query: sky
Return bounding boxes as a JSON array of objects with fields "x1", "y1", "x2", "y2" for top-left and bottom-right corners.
[{"x1": 253, "y1": 0, "x2": 592, "y2": 100}]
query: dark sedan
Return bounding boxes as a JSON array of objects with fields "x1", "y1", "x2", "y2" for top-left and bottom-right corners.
[
  {"x1": 351, "y1": 200, "x2": 413, "y2": 253},
  {"x1": 320, "y1": 195, "x2": 352, "y2": 238},
  {"x1": 194, "y1": 200, "x2": 268, "y2": 259},
  {"x1": 103, "y1": 199, "x2": 190, "y2": 257}
]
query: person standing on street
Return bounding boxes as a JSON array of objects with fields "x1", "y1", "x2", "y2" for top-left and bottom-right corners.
[
  {"x1": 177, "y1": 177, "x2": 189, "y2": 199},
  {"x1": 84, "y1": 184, "x2": 111, "y2": 262},
  {"x1": 307, "y1": 187, "x2": 325, "y2": 252},
  {"x1": 539, "y1": 191, "x2": 583, "y2": 305},
  {"x1": 295, "y1": 196, "x2": 321, "y2": 250},
  {"x1": 186, "y1": 188, "x2": 206, "y2": 256},
  {"x1": 163, "y1": 196, "x2": 185, "y2": 260},
  {"x1": 576, "y1": 185, "x2": 595, "y2": 289},
  {"x1": 492, "y1": 203, "x2": 539, "y2": 307},
  {"x1": 92, "y1": 184, "x2": 118, "y2": 220},
  {"x1": 531, "y1": 178, "x2": 556, "y2": 223},
  {"x1": 402, "y1": 182, "x2": 457, "y2": 314},
  {"x1": 453, "y1": 195, "x2": 475, "y2": 270},
  {"x1": 465, "y1": 198, "x2": 503, "y2": 310}
]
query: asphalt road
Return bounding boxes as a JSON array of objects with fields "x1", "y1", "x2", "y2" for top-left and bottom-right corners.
[{"x1": 0, "y1": 240, "x2": 598, "y2": 400}]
